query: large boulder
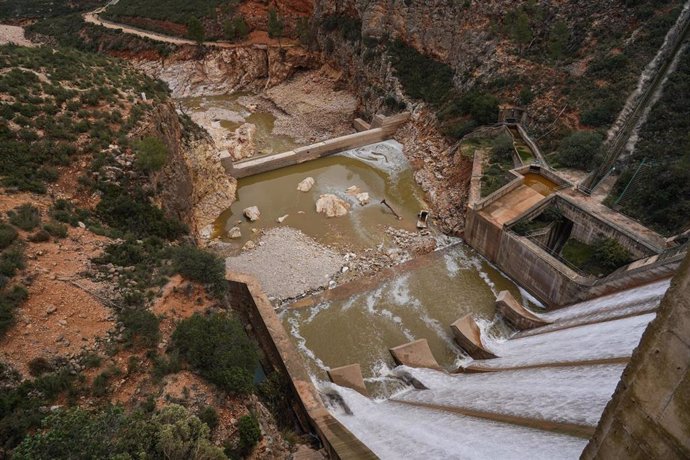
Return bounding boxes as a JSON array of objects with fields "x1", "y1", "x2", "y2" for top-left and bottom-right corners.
[
  {"x1": 297, "y1": 177, "x2": 315, "y2": 192},
  {"x1": 316, "y1": 194, "x2": 350, "y2": 217},
  {"x1": 227, "y1": 226, "x2": 242, "y2": 239},
  {"x1": 243, "y1": 206, "x2": 261, "y2": 221}
]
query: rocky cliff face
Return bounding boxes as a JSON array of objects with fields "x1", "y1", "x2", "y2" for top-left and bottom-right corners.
[
  {"x1": 135, "y1": 45, "x2": 320, "y2": 98},
  {"x1": 138, "y1": 102, "x2": 236, "y2": 243}
]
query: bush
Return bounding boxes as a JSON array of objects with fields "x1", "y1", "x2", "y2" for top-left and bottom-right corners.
[
  {"x1": 592, "y1": 237, "x2": 633, "y2": 271},
  {"x1": 388, "y1": 39, "x2": 453, "y2": 105},
  {"x1": 95, "y1": 186, "x2": 186, "y2": 240},
  {"x1": 151, "y1": 351, "x2": 182, "y2": 380},
  {"x1": 223, "y1": 16, "x2": 249, "y2": 41},
  {"x1": 555, "y1": 131, "x2": 603, "y2": 171},
  {"x1": 120, "y1": 309, "x2": 160, "y2": 348},
  {"x1": 0, "y1": 223, "x2": 17, "y2": 249},
  {"x1": 43, "y1": 222, "x2": 68, "y2": 238},
  {"x1": 0, "y1": 245, "x2": 25, "y2": 277},
  {"x1": 28, "y1": 357, "x2": 54, "y2": 377},
  {"x1": 199, "y1": 406, "x2": 219, "y2": 431},
  {"x1": 28, "y1": 229, "x2": 51, "y2": 243},
  {"x1": 172, "y1": 245, "x2": 227, "y2": 297},
  {"x1": 8, "y1": 204, "x2": 40, "y2": 231},
  {"x1": 134, "y1": 137, "x2": 169, "y2": 173},
  {"x1": 238, "y1": 414, "x2": 261, "y2": 453},
  {"x1": 171, "y1": 313, "x2": 258, "y2": 394},
  {"x1": 490, "y1": 133, "x2": 514, "y2": 164},
  {"x1": 0, "y1": 285, "x2": 28, "y2": 338},
  {"x1": 187, "y1": 17, "x2": 205, "y2": 43}
]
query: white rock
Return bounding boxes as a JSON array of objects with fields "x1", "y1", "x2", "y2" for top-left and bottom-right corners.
[
  {"x1": 356, "y1": 192, "x2": 370, "y2": 205},
  {"x1": 242, "y1": 240, "x2": 256, "y2": 251},
  {"x1": 297, "y1": 177, "x2": 315, "y2": 192},
  {"x1": 277, "y1": 214, "x2": 289, "y2": 223},
  {"x1": 316, "y1": 194, "x2": 350, "y2": 217},
  {"x1": 228, "y1": 227, "x2": 242, "y2": 239},
  {"x1": 243, "y1": 206, "x2": 261, "y2": 221},
  {"x1": 77, "y1": 221, "x2": 86, "y2": 229},
  {"x1": 345, "y1": 185, "x2": 361, "y2": 195}
]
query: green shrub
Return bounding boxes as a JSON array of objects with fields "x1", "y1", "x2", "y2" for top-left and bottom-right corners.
[
  {"x1": 83, "y1": 353, "x2": 102, "y2": 369},
  {"x1": 171, "y1": 313, "x2": 258, "y2": 394},
  {"x1": 28, "y1": 229, "x2": 51, "y2": 243},
  {"x1": 120, "y1": 309, "x2": 160, "y2": 349},
  {"x1": 172, "y1": 245, "x2": 227, "y2": 297},
  {"x1": 490, "y1": 133, "x2": 514, "y2": 164},
  {"x1": 592, "y1": 237, "x2": 633, "y2": 271},
  {"x1": 388, "y1": 39, "x2": 453, "y2": 105},
  {"x1": 187, "y1": 17, "x2": 205, "y2": 43},
  {"x1": 238, "y1": 414, "x2": 261, "y2": 453},
  {"x1": 199, "y1": 406, "x2": 219, "y2": 431},
  {"x1": 95, "y1": 186, "x2": 187, "y2": 240},
  {"x1": 28, "y1": 357, "x2": 55, "y2": 377},
  {"x1": 43, "y1": 221, "x2": 68, "y2": 238},
  {"x1": 0, "y1": 285, "x2": 28, "y2": 338},
  {"x1": 0, "y1": 245, "x2": 25, "y2": 277},
  {"x1": 0, "y1": 223, "x2": 17, "y2": 249},
  {"x1": 224, "y1": 16, "x2": 249, "y2": 41},
  {"x1": 151, "y1": 350, "x2": 182, "y2": 380},
  {"x1": 8, "y1": 204, "x2": 40, "y2": 231},
  {"x1": 134, "y1": 137, "x2": 169, "y2": 173},
  {"x1": 555, "y1": 131, "x2": 603, "y2": 171},
  {"x1": 267, "y1": 8, "x2": 284, "y2": 40}
]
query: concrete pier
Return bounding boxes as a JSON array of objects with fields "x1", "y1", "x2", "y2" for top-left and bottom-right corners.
[
  {"x1": 328, "y1": 364, "x2": 369, "y2": 397},
  {"x1": 495, "y1": 291, "x2": 550, "y2": 330},
  {"x1": 450, "y1": 315, "x2": 498, "y2": 360},
  {"x1": 389, "y1": 339, "x2": 442, "y2": 370}
]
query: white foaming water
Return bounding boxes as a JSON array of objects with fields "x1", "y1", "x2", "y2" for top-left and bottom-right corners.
[
  {"x1": 395, "y1": 364, "x2": 625, "y2": 427},
  {"x1": 339, "y1": 140, "x2": 408, "y2": 179},
  {"x1": 328, "y1": 384, "x2": 588, "y2": 460},
  {"x1": 286, "y1": 316, "x2": 329, "y2": 371},
  {"x1": 539, "y1": 279, "x2": 669, "y2": 323},
  {"x1": 606, "y1": 1, "x2": 690, "y2": 143},
  {"x1": 477, "y1": 313, "x2": 656, "y2": 369}
]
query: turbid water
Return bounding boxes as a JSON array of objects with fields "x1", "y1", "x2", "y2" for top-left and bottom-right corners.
[
  {"x1": 214, "y1": 141, "x2": 429, "y2": 250},
  {"x1": 282, "y1": 243, "x2": 535, "y2": 397},
  {"x1": 523, "y1": 172, "x2": 560, "y2": 195}
]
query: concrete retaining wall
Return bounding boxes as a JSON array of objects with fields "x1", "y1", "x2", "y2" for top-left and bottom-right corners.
[
  {"x1": 224, "y1": 113, "x2": 409, "y2": 179},
  {"x1": 555, "y1": 195, "x2": 660, "y2": 258},
  {"x1": 226, "y1": 272, "x2": 377, "y2": 459},
  {"x1": 583, "y1": 254, "x2": 690, "y2": 459}
]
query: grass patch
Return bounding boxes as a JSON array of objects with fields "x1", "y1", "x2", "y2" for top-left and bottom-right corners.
[
  {"x1": 8, "y1": 204, "x2": 40, "y2": 231},
  {"x1": 560, "y1": 237, "x2": 632, "y2": 276}
]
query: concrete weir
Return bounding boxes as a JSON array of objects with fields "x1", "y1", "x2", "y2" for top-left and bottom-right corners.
[
  {"x1": 327, "y1": 364, "x2": 369, "y2": 397},
  {"x1": 225, "y1": 272, "x2": 377, "y2": 459},
  {"x1": 389, "y1": 339, "x2": 442, "y2": 370},
  {"x1": 450, "y1": 315, "x2": 498, "y2": 360},
  {"x1": 495, "y1": 290, "x2": 550, "y2": 330},
  {"x1": 222, "y1": 113, "x2": 410, "y2": 179}
]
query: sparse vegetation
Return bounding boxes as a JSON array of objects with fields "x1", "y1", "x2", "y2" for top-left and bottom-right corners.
[
  {"x1": 481, "y1": 132, "x2": 516, "y2": 196},
  {"x1": 561, "y1": 237, "x2": 633, "y2": 276},
  {"x1": 237, "y1": 414, "x2": 261, "y2": 454},
  {"x1": 8, "y1": 204, "x2": 40, "y2": 231},
  {"x1": 134, "y1": 136, "x2": 169, "y2": 173}
]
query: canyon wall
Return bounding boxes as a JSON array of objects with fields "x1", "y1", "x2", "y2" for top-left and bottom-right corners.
[
  {"x1": 133, "y1": 102, "x2": 236, "y2": 242},
  {"x1": 135, "y1": 45, "x2": 320, "y2": 98}
]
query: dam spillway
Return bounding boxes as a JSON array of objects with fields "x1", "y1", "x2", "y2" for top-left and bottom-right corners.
[{"x1": 320, "y1": 278, "x2": 671, "y2": 459}]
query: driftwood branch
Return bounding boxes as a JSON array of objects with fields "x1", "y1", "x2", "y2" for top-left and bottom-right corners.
[{"x1": 381, "y1": 199, "x2": 402, "y2": 220}]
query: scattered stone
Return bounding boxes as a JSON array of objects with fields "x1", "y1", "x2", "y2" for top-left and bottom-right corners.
[
  {"x1": 346, "y1": 185, "x2": 361, "y2": 195},
  {"x1": 77, "y1": 221, "x2": 86, "y2": 229},
  {"x1": 277, "y1": 214, "x2": 289, "y2": 223},
  {"x1": 243, "y1": 206, "x2": 261, "y2": 221},
  {"x1": 243, "y1": 241, "x2": 256, "y2": 251},
  {"x1": 316, "y1": 194, "x2": 350, "y2": 217},
  {"x1": 45, "y1": 304, "x2": 57, "y2": 315},
  {"x1": 228, "y1": 227, "x2": 242, "y2": 239},
  {"x1": 297, "y1": 177, "x2": 315, "y2": 192},
  {"x1": 356, "y1": 192, "x2": 370, "y2": 206},
  {"x1": 58, "y1": 319, "x2": 67, "y2": 326}
]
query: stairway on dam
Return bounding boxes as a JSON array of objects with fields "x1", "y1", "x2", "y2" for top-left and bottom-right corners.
[{"x1": 324, "y1": 278, "x2": 671, "y2": 459}]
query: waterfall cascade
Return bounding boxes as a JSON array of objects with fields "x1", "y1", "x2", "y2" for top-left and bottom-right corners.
[{"x1": 325, "y1": 279, "x2": 671, "y2": 459}]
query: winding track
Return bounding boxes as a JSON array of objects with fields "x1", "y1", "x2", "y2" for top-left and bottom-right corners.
[{"x1": 82, "y1": 2, "x2": 297, "y2": 49}]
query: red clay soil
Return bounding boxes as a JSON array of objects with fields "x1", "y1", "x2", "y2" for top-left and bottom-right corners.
[{"x1": 0, "y1": 192, "x2": 114, "y2": 377}]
